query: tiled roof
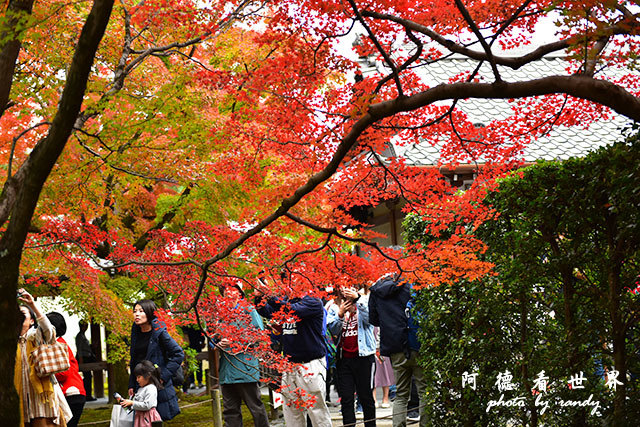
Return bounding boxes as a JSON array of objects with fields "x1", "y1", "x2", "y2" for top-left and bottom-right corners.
[{"x1": 359, "y1": 49, "x2": 632, "y2": 166}]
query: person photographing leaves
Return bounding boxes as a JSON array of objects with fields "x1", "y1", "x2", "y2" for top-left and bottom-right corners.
[
  {"x1": 15, "y1": 288, "x2": 72, "y2": 426},
  {"x1": 217, "y1": 284, "x2": 269, "y2": 427},
  {"x1": 253, "y1": 273, "x2": 332, "y2": 427},
  {"x1": 369, "y1": 275, "x2": 427, "y2": 427},
  {"x1": 327, "y1": 285, "x2": 377, "y2": 427}
]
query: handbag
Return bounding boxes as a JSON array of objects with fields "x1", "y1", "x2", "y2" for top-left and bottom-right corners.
[
  {"x1": 158, "y1": 331, "x2": 185, "y2": 386},
  {"x1": 30, "y1": 340, "x2": 70, "y2": 377},
  {"x1": 110, "y1": 404, "x2": 134, "y2": 427},
  {"x1": 172, "y1": 364, "x2": 185, "y2": 386}
]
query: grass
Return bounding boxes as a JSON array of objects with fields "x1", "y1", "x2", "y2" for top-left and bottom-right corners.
[{"x1": 77, "y1": 390, "x2": 275, "y2": 426}]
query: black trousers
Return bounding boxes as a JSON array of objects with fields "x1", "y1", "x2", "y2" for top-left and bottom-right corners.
[
  {"x1": 337, "y1": 355, "x2": 376, "y2": 427},
  {"x1": 81, "y1": 355, "x2": 96, "y2": 397},
  {"x1": 220, "y1": 382, "x2": 270, "y2": 427},
  {"x1": 65, "y1": 394, "x2": 86, "y2": 427}
]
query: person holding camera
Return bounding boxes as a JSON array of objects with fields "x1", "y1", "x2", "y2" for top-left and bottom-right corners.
[
  {"x1": 327, "y1": 285, "x2": 377, "y2": 427},
  {"x1": 253, "y1": 274, "x2": 332, "y2": 427},
  {"x1": 15, "y1": 289, "x2": 72, "y2": 426},
  {"x1": 369, "y1": 275, "x2": 427, "y2": 427}
]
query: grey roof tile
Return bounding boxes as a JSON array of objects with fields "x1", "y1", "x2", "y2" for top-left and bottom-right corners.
[{"x1": 359, "y1": 51, "x2": 632, "y2": 166}]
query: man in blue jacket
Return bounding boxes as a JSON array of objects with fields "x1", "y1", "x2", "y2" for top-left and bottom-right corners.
[
  {"x1": 218, "y1": 284, "x2": 270, "y2": 427},
  {"x1": 254, "y1": 277, "x2": 332, "y2": 427},
  {"x1": 369, "y1": 274, "x2": 427, "y2": 427}
]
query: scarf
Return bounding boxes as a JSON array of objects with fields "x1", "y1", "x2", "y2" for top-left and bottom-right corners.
[
  {"x1": 14, "y1": 333, "x2": 56, "y2": 418},
  {"x1": 27, "y1": 335, "x2": 56, "y2": 404},
  {"x1": 14, "y1": 337, "x2": 24, "y2": 425}
]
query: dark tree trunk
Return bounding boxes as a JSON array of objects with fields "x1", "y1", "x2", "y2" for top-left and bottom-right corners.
[
  {"x1": 608, "y1": 258, "x2": 626, "y2": 426},
  {"x1": 519, "y1": 293, "x2": 538, "y2": 427},
  {"x1": 0, "y1": 0, "x2": 35, "y2": 119},
  {"x1": 0, "y1": 0, "x2": 115, "y2": 421}
]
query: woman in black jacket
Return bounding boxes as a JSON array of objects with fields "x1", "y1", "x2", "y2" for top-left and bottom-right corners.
[{"x1": 128, "y1": 299, "x2": 184, "y2": 421}]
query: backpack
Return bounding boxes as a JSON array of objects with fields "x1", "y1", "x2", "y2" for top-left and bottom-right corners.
[
  {"x1": 325, "y1": 328, "x2": 338, "y2": 369},
  {"x1": 322, "y1": 308, "x2": 337, "y2": 368},
  {"x1": 405, "y1": 284, "x2": 421, "y2": 351},
  {"x1": 158, "y1": 331, "x2": 185, "y2": 386}
]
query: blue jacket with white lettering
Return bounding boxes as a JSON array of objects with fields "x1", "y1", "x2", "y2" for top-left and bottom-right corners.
[{"x1": 254, "y1": 295, "x2": 326, "y2": 363}]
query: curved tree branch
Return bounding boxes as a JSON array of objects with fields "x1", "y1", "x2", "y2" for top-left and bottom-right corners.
[
  {"x1": 361, "y1": 10, "x2": 570, "y2": 69},
  {"x1": 178, "y1": 73, "x2": 640, "y2": 313},
  {"x1": 369, "y1": 75, "x2": 640, "y2": 122}
]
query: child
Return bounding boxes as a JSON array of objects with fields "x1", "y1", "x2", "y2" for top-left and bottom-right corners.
[{"x1": 119, "y1": 360, "x2": 163, "y2": 427}]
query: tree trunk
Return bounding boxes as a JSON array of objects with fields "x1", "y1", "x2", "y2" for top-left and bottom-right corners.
[
  {"x1": 0, "y1": 0, "x2": 115, "y2": 419},
  {"x1": 558, "y1": 265, "x2": 587, "y2": 427},
  {"x1": 0, "y1": 0, "x2": 35, "y2": 119},
  {"x1": 609, "y1": 263, "x2": 626, "y2": 426},
  {"x1": 520, "y1": 293, "x2": 538, "y2": 427},
  {"x1": 0, "y1": 242, "x2": 24, "y2": 423}
]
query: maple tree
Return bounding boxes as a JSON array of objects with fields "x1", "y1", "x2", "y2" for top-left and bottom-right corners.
[{"x1": 1, "y1": 0, "x2": 640, "y2": 422}]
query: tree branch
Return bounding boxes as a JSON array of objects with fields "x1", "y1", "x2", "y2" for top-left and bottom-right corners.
[
  {"x1": 374, "y1": 28, "x2": 423, "y2": 93},
  {"x1": 283, "y1": 212, "x2": 402, "y2": 266},
  {"x1": 0, "y1": 0, "x2": 36, "y2": 120},
  {"x1": 347, "y1": 0, "x2": 404, "y2": 96},
  {"x1": 0, "y1": 0, "x2": 115, "y2": 231},
  {"x1": 453, "y1": 0, "x2": 501, "y2": 82},
  {"x1": 368, "y1": 75, "x2": 640, "y2": 122},
  {"x1": 7, "y1": 121, "x2": 51, "y2": 178},
  {"x1": 361, "y1": 10, "x2": 569, "y2": 69}
]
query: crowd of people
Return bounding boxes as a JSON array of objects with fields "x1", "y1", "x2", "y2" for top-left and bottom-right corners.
[
  {"x1": 15, "y1": 291, "x2": 184, "y2": 427},
  {"x1": 14, "y1": 272, "x2": 425, "y2": 427},
  {"x1": 243, "y1": 272, "x2": 426, "y2": 427}
]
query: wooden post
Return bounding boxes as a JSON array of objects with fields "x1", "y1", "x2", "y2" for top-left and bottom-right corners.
[
  {"x1": 210, "y1": 388, "x2": 223, "y2": 427},
  {"x1": 105, "y1": 328, "x2": 114, "y2": 401},
  {"x1": 90, "y1": 322, "x2": 104, "y2": 398}
]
